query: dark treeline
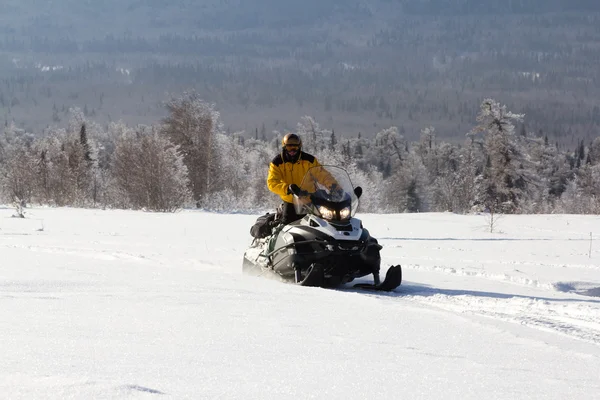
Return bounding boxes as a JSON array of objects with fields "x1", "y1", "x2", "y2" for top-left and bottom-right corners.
[{"x1": 1, "y1": 93, "x2": 599, "y2": 215}]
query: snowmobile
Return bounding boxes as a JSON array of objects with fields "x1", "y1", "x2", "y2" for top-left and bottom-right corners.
[{"x1": 243, "y1": 166, "x2": 402, "y2": 291}]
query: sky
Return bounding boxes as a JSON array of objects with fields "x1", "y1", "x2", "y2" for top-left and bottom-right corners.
[{"x1": 1, "y1": 207, "x2": 599, "y2": 399}]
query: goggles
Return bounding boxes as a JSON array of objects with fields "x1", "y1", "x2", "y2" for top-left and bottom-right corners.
[{"x1": 285, "y1": 144, "x2": 300, "y2": 150}]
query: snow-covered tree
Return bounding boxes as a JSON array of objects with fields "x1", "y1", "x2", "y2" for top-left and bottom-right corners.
[
  {"x1": 296, "y1": 116, "x2": 326, "y2": 153},
  {"x1": 384, "y1": 151, "x2": 430, "y2": 213},
  {"x1": 525, "y1": 135, "x2": 572, "y2": 213},
  {"x1": 2, "y1": 92, "x2": 599, "y2": 215},
  {"x1": 374, "y1": 126, "x2": 405, "y2": 165},
  {"x1": 0, "y1": 123, "x2": 37, "y2": 204},
  {"x1": 205, "y1": 131, "x2": 258, "y2": 211},
  {"x1": 345, "y1": 162, "x2": 384, "y2": 213},
  {"x1": 470, "y1": 99, "x2": 528, "y2": 214},
  {"x1": 430, "y1": 142, "x2": 464, "y2": 212},
  {"x1": 35, "y1": 108, "x2": 102, "y2": 206},
  {"x1": 557, "y1": 164, "x2": 600, "y2": 214},
  {"x1": 161, "y1": 91, "x2": 222, "y2": 205},
  {"x1": 415, "y1": 126, "x2": 439, "y2": 179},
  {"x1": 112, "y1": 126, "x2": 191, "y2": 211},
  {"x1": 243, "y1": 137, "x2": 278, "y2": 210},
  {"x1": 33, "y1": 126, "x2": 92, "y2": 206},
  {"x1": 588, "y1": 137, "x2": 600, "y2": 165}
]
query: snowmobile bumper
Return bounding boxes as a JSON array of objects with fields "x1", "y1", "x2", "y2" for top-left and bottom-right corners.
[{"x1": 273, "y1": 238, "x2": 378, "y2": 280}]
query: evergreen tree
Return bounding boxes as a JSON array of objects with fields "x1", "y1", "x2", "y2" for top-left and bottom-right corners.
[
  {"x1": 470, "y1": 99, "x2": 527, "y2": 213},
  {"x1": 80, "y1": 123, "x2": 92, "y2": 162},
  {"x1": 330, "y1": 129, "x2": 337, "y2": 151}
]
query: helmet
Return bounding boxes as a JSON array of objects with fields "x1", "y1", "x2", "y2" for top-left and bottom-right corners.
[
  {"x1": 281, "y1": 133, "x2": 302, "y2": 162},
  {"x1": 281, "y1": 133, "x2": 302, "y2": 150}
]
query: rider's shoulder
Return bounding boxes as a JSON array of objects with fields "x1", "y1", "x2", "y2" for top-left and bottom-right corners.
[
  {"x1": 300, "y1": 152, "x2": 316, "y2": 163},
  {"x1": 271, "y1": 154, "x2": 284, "y2": 166}
]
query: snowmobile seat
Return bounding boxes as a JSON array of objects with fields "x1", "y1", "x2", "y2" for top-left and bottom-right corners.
[{"x1": 250, "y1": 212, "x2": 277, "y2": 239}]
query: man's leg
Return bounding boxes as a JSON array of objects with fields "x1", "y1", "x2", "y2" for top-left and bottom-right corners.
[{"x1": 281, "y1": 201, "x2": 300, "y2": 225}]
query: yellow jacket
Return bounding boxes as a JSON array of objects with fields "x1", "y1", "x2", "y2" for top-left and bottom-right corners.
[{"x1": 267, "y1": 151, "x2": 322, "y2": 203}]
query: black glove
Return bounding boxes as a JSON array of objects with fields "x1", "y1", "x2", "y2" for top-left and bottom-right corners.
[
  {"x1": 288, "y1": 184, "x2": 301, "y2": 195},
  {"x1": 330, "y1": 183, "x2": 344, "y2": 196},
  {"x1": 288, "y1": 184, "x2": 308, "y2": 196}
]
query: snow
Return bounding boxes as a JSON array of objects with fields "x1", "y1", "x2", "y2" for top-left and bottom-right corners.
[
  {"x1": 1, "y1": 207, "x2": 600, "y2": 399},
  {"x1": 35, "y1": 64, "x2": 64, "y2": 72}
]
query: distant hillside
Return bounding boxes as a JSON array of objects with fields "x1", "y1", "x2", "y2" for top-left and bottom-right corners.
[
  {"x1": 1, "y1": 0, "x2": 600, "y2": 144},
  {"x1": 1, "y1": 0, "x2": 368, "y2": 38},
  {"x1": 402, "y1": 0, "x2": 600, "y2": 15},
  {"x1": 4, "y1": 0, "x2": 600, "y2": 39}
]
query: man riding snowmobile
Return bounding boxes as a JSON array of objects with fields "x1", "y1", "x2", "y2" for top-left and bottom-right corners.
[
  {"x1": 267, "y1": 133, "x2": 330, "y2": 224},
  {"x1": 246, "y1": 162, "x2": 402, "y2": 291}
]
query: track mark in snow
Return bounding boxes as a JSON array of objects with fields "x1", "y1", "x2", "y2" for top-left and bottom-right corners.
[
  {"x1": 120, "y1": 384, "x2": 165, "y2": 395},
  {"x1": 0, "y1": 243, "x2": 149, "y2": 263},
  {"x1": 554, "y1": 282, "x2": 600, "y2": 298},
  {"x1": 383, "y1": 284, "x2": 600, "y2": 346},
  {"x1": 0, "y1": 280, "x2": 90, "y2": 295},
  {"x1": 404, "y1": 263, "x2": 553, "y2": 289}
]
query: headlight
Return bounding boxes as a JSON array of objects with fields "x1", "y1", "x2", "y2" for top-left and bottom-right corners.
[
  {"x1": 339, "y1": 207, "x2": 351, "y2": 220},
  {"x1": 318, "y1": 206, "x2": 334, "y2": 220}
]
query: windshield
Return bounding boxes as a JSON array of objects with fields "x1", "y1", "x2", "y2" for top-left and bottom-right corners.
[{"x1": 293, "y1": 165, "x2": 360, "y2": 221}]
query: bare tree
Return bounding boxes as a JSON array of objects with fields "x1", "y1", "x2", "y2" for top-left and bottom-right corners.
[
  {"x1": 296, "y1": 116, "x2": 325, "y2": 153},
  {"x1": 112, "y1": 126, "x2": 191, "y2": 211},
  {"x1": 161, "y1": 91, "x2": 221, "y2": 206},
  {"x1": 0, "y1": 124, "x2": 37, "y2": 204}
]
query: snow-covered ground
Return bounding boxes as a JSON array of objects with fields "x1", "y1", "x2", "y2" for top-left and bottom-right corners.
[{"x1": 1, "y1": 207, "x2": 599, "y2": 399}]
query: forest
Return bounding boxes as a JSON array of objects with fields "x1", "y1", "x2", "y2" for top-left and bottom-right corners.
[
  {"x1": 1, "y1": 92, "x2": 598, "y2": 215},
  {"x1": 1, "y1": 0, "x2": 600, "y2": 146}
]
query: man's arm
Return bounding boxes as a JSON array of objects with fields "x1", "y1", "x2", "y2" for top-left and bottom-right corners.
[{"x1": 267, "y1": 163, "x2": 289, "y2": 197}]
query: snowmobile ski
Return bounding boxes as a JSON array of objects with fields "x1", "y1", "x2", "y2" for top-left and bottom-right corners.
[{"x1": 353, "y1": 265, "x2": 402, "y2": 292}]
